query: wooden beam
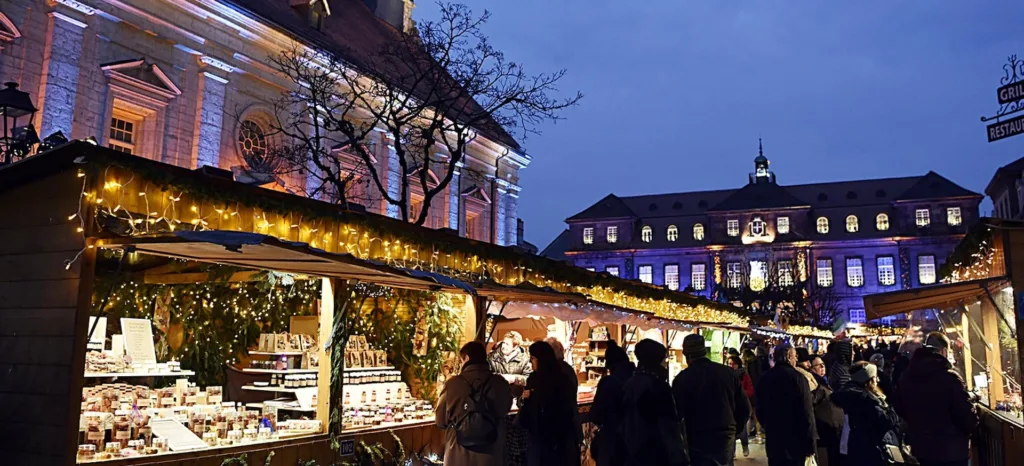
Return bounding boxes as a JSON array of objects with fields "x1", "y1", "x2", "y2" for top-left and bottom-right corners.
[
  {"x1": 141, "y1": 271, "x2": 262, "y2": 284},
  {"x1": 981, "y1": 298, "x2": 1005, "y2": 405},
  {"x1": 317, "y1": 278, "x2": 334, "y2": 433}
]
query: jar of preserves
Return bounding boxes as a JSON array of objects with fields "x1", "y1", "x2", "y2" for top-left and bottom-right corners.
[
  {"x1": 77, "y1": 444, "x2": 96, "y2": 462},
  {"x1": 191, "y1": 412, "x2": 206, "y2": 436},
  {"x1": 113, "y1": 411, "x2": 132, "y2": 448},
  {"x1": 203, "y1": 432, "x2": 218, "y2": 446},
  {"x1": 84, "y1": 413, "x2": 105, "y2": 449},
  {"x1": 153, "y1": 438, "x2": 168, "y2": 453},
  {"x1": 206, "y1": 386, "x2": 223, "y2": 404},
  {"x1": 105, "y1": 442, "x2": 121, "y2": 456}
]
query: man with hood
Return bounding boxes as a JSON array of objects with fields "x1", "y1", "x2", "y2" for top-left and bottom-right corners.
[
  {"x1": 828, "y1": 341, "x2": 854, "y2": 390},
  {"x1": 672, "y1": 334, "x2": 749, "y2": 465},
  {"x1": 895, "y1": 332, "x2": 978, "y2": 466},
  {"x1": 589, "y1": 340, "x2": 635, "y2": 466},
  {"x1": 621, "y1": 339, "x2": 688, "y2": 466},
  {"x1": 756, "y1": 343, "x2": 817, "y2": 466}
]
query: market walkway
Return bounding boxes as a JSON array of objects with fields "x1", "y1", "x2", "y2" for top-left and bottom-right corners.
[{"x1": 735, "y1": 442, "x2": 769, "y2": 465}]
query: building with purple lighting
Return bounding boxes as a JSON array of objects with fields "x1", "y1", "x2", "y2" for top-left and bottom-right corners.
[{"x1": 544, "y1": 145, "x2": 983, "y2": 325}]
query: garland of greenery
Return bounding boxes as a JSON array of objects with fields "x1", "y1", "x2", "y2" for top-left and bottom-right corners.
[{"x1": 92, "y1": 259, "x2": 320, "y2": 387}]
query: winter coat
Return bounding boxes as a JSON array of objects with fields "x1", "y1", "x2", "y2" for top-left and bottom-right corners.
[
  {"x1": 743, "y1": 353, "x2": 763, "y2": 389},
  {"x1": 811, "y1": 382, "x2": 844, "y2": 449},
  {"x1": 561, "y1": 360, "x2": 583, "y2": 449},
  {"x1": 828, "y1": 341, "x2": 853, "y2": 390},
  {"x1": 589, "y1": 362, "x2": 635, "y2": 466},
  {"x1": 622, "y1": 366, "x2": 689, "y2": 466},
  {"x1": 672, "y1": 357, "x2": 750, "y2": 457},
  {"x1": 489, "y1": 343, "x2": 532, "y2": 385},
  {"x1": 739, "y1": 370, "x2": 755, "y2": 400},
  {"x1": 516, "y1": 366, "x2": 579, "y2": 466},
  {"x1": 755, "y1": 363, "x2": 817, "y2": 462},
  {"x1": 435, "y1": 362, "x2": 514, "y2": 466},
  {"x1": 894, "y1": 347, "x2": 978, "y2": 463},
  {"x1": 831, "y1": 384, "x2": 901, "y2": 466}
]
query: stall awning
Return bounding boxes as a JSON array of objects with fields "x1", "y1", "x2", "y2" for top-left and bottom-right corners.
[
  {"x1": 474, "y1": 280, "x2": 588, "y2": 304},
  {"x1": 863, "y1": 277, "x2": 1008, "y2": 320},
  {"x1": 486, "y1": 299, "x2": 697, "y2": 332},
  {"x1": 105, "y1": 231, "x2": 475, "y2": 293}
]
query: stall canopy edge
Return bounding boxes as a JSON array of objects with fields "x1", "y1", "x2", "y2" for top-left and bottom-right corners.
[{"x1": 862, "y1": 277, "x2": 1009, "y2": 321}]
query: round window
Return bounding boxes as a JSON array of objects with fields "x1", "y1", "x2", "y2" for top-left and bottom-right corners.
[{"x1": 238, "y1": 120, "x2": 268, "y2": 160}]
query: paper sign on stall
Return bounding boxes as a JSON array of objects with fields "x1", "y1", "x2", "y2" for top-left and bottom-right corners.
[
  {"x1": 149, "y1": 418, "x2": 207, "y2": 451},
  {"x1": 295, "y1": 387, "x2": 318, "y2": 410},
  {"x1": 87, "y1": 317, "x2": 106, "y2": 351},
  {"x1": 120, "y1": 318, "x2": 157, "y2": 364}
]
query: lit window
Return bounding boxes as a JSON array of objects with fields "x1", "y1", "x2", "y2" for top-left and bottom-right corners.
[
  {"x1": 916, "y1": 209, "x2": 930, "y2": 227},
  {"x1": 750, "y1": 217, "x2": 766, "y2": 236},
  {"x1": 607, "y1": 226, "x2": 618, "y2": 243},
  {"x1": 849, "y1": 309, "x2": 867, "y2": 324},
  {"x1": 947, "y1": 207, "x2": 962, "y2": 226},
  {"x1": 846, "y1": 258, "x2": 864, "y2": 287},
  {"x1": 816, "y1": 259, "x2": 833, "y2": 287},
  {"x1": 638, "y1": 265, "x2": 653, "y2": 284},
  {"x1": 584, "y1": 267, "x2": 596, "y2": 272},
  {"x1": 583, "y1": 227, "x2": 594, "y2": 244},
  {"x1": 691, "y1": 263, "x2": 706, "y2": 291},
  {"x1": 667, "y1": 225, "x2": 678, "y2": 241},
  {"x1": 693, "y1": 224, "x2": 705, "y2": 241},
  {"x1": 665, "y1": 265, "x2": 679, "y2": 291},
  {"x1": 749, "y1": 260, "x2": 767, "y2": 291},
  {"x1": 641, "y1": 225, "x2": 653, "y2": 243},
  {"x1": 727, "y1": 220, "x2": 740, "y2": 237},
  {"x1": 727, "y1": 262, "x2": 742, "y2": 288},
  {"x1": 109, "y1": 116, "x2": 138, "y2": 154},
  {"x1": 777, "y1": 217, "x2": 790, "y2": 234},
  {"x1": 877, "y1": 256, "x2": 895, "y2": 286},
  {"x1": 876, "y1": 213, "x2": 889, "y2": 231},
  {"x1": 816, "y1": 217, "x2": 829, "y2": 234},
  {"x1": 606, "y1": 266, "x2": 620, "y2": 277},
  {"x1": 846, "y1": 215, "x2": 859, "y2": 233},
  {"x1": 918, "y1": 255, "x2": 936, "y2": 285},
  {"x1": 778, "y1": 260, "x2": 794, "y2": 286}
]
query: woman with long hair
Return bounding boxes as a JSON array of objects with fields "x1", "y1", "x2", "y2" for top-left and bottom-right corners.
[
  {"x1": 516, "y1": 341, "x2": 579, "y2": 466},
  {"x1": 831, "y1": 361, "x2": 902, "y2": 466}
]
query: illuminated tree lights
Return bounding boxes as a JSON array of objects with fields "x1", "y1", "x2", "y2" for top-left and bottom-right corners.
[{"x1": 70, "y1": 158, "x2": 748, "y2": 327}]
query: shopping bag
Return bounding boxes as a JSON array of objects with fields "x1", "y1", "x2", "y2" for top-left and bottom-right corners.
[{"x1": 805, "y1": 456, "x2": 818, "y2": 466}]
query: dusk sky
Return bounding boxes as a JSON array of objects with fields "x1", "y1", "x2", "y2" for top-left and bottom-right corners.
[{"x1": 418, "y1": 1, "x2": 1024, "y2": 249}]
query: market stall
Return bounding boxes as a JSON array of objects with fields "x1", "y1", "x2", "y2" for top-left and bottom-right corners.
[
  {"x1": 0, "y1": 142, "x2": 748, "y2": 466},
  {"x1": 863, "y1": 219, "x2": 1024, "y2": 466}
]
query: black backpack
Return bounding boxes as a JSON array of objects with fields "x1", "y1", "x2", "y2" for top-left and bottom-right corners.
[{"x1": 453, "y1": 375, "x2": 499, "y2": 449}]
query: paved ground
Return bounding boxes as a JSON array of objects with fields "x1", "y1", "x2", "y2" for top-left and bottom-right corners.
[{"x1": 734, "y1": 440, "x2": 770, "y2": 465}]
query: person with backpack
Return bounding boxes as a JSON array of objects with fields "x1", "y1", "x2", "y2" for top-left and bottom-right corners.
[
  {"x1": 589, "y1": 340, "x2": 634, "y2": 466},
  {"x1": 621, "y1": 339, "x2": 689, "y2": 466},
  {"x1": 436, "y1": 341, "x2": 513, "y2": 466},
  {"x1": 831, "y1": 362, "x2": 902, "y2": 466},
  {"x1": 516, "y1": 341, "x2": 579, "y2": 466}
]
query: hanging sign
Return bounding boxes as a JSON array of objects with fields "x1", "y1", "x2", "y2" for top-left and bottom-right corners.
[
  {"x1": 987, "y1": 113, "x2": 1024, "y2": 142},
  {"x1": 998, "y1": 81, "x2": 1024, "y2": 105},
  {"x1": 983, "y1": 55, "x2": 1024, "y2": 143}
]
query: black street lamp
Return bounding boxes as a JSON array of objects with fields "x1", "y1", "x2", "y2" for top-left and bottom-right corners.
[{"x1": 0, "y1": 81, "x2": 39, "y2": 166}]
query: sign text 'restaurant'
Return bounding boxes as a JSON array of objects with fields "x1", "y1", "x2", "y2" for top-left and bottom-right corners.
[{"x1": 987, "y1": 113, "x2": 1024, "y2": 142}]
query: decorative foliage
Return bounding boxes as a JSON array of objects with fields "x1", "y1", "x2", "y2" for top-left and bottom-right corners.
[
  {"x1": 941, "y1": 224, "x2": 1000, "y2": 283},
  {"x1": 92, "y1": 256, "x2": 320, "y2": 386}
]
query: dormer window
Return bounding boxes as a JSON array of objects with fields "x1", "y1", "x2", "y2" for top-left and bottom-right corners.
[
  {"x1": 667, "y1": 225, "x2": 678, "y2": 241},
  {"x1": 816, "y1": 217, "x2": 829, "y2": 234},
  {"x1": 582, "y1": 227, "x2": 594, "y2": 245},
  {"x1": 777, "y1": 217, "x2": 790, "y2": 234},
  {"x1": 915, "y1": 209, "x2": 930, "y2": 227},
  {"x1": 641, "y1": 225, "x2": 653, "y2": 243},
  {"x1": 693, "y1": 224, "x2": 705, "y2": 241},
  {"x1": 606, "y1": 226, "x2": 618, "y2": 243},
  {"x1": 846, "y1": 215, "x2": 859, "y2": 233}
]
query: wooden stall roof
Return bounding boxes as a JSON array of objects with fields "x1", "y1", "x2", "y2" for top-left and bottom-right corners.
[
  {"x1": 103, "y1": 230, "x2": 474, "y2": 293},
  {"x1": 473, "y1": 279, "x2": 588, "y2": 303},
  {"x1": 863, "y1": 277, "x2": 1009, "y2": 320}
]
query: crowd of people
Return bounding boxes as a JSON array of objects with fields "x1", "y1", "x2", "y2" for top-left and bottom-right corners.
[{"x1": 433, "y1": 330, "x2": 979, "y2": 466}]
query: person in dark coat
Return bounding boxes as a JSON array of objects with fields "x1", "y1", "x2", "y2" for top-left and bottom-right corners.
[
  {"x1": 516, "y1": 341, "x2": 578, "y2": 466},
  {"x1": 895, "y1": 332, "x2": 978, "y2": 466},
  {"x1": 728, "y1": 355, "x2": 755, "y2": 458},
  {"x1": 589, "y1": 341, "x2": 635, "y2": 466},
  {"x1": 621, "y1": 339, "x2": 688, "y2": 466},
  {"x1": 868, "y1": 353, "x2": 894, "y2": 401},
  {"x1": 742, "y1": 348, "x2": 763, "y2": 439},
  {"x1": 809, "y1": 357, "x2": 844, "y2": 466},
  {"x1": 831, "y1": 362, "x2": 901, "y2": 466},
  {"x1": 436, "y1": 342, "x2": 514, "y2": 466},
  {"x1": 755, "y1": 343, "x2": 817, "y2": 466},
  {"x1": 673, "y1": 334, "x2": 749, "y2": 465},
  {"x1": 489, "y1": 331, "x2": 532, "y2": 388},
  {"x1": 546, "y1": 336, "x2": 582, "y2": 462},
  {"x1": 828, "y1": 341, "x2": 853, "y2": 390}
]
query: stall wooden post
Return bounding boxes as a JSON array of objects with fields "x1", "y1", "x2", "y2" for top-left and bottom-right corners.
[
  {"x1": 473, "y1": 295, "x2": 490, "y2": 342},
  {"x1": 317, "y1": 278, "x2": 334, "y2": 431},
  {"x1": 962, "y1": 310, "x2": 974, "y2": 391},
  {"x1": 980, "y1": 298, "x2": 1005, "y2": 404}
]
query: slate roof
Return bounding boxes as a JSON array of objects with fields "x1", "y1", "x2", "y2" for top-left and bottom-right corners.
[
  {"x1": 985, "y1": 156, "x2": 1024, "y2": 196},
  {"x1": 540, "y1": 229, "x2": 572, "y2": 261},
  {"x1": 223, "y1": 0, "x2": 520, "y2": 150},
  {"x1": 567, "y1": 171, "x2": 981, "y2": 221}
]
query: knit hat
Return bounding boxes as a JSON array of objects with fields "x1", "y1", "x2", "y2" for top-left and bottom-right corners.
[
  {"x1": 850, "y1": 362, "x2": 878, "y2": 383},
  {"x1": 796, "y1": 347, "x2": 812, "y2": 363},
  {"x1": 869, "y1": 353, "x2": 886, "y2": 370},
  {"x1": 835, "y1": 340, "x2": 853, "y2": 364},
  {"x1": 682, "y1": 334, "x2": 707, "y2": 358},
  {"x1": 605, "y1": 340, "x2": 629, "y2": 368},
  {"x1": 635, "y1": 339, "x2": 668, "y2": 366}
]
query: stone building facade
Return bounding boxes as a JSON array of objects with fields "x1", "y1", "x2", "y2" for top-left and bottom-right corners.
[
  {"x1": 0, "y1": 0, "x2": 528, "y2": 246},
  {"x1": 546, "y1": 148, "x2": 983, "y2": 325}
]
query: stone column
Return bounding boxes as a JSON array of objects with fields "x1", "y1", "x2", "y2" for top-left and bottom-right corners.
[
  {"x1": 38, "y1": 12, "x2": 87, "y2": 138},
  {"x1": 504, "y1": 185, "x2": 520, "y2": 247},
  {"x1": 192, "y1": 71, "x2": 228, "y2": 168},
  {"x1": 385, "y1": 144, "x2": 400, "y2": 219},
  {"x1": 494, "y1": 185, "x2": 508, "y2": 246},
  {"x1": 448, "y1": 164, "x2": 461, "y2": 230}
]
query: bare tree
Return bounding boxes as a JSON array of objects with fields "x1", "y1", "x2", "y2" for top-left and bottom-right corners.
[{"x1": 262, "y1": 2, "x2": 581, "y2": 224}]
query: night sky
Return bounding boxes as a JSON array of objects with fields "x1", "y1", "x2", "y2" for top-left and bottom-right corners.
[{"x1": 416, "y1": 1, "x2": 1024, "y2": 249}]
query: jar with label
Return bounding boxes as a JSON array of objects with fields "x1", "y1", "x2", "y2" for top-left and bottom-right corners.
[
  {"x1": 113, "y1": 411, "x2": 132, "y2": 448},
  {"x1": 371, "y1": 390, "x2": 378, "y2": 404},
  {"x1": 153, "y1": 438, "x2": 168, "y2": 453},
  {"x1": 207, "y1": 386, "x2": 223, "y2": 404},
  {"x1": 77, "y1": 444, "x2": 96, "y2": 462},
  {"x1": 137, "y1": 415, "x2": 152, "y2": 446},
  {"x1": 243, "y1": 428, "x2": 257, "y2": 442},
  {"x1": 183, "y1": 386, "x2": 198, "y2": 406},
  {"x1": 203, "y1": 431, "x2": 218, "y2": 446},
  {"x1": 158, "y1": 388, "x2": 176, "y2": 408},
  {"x1": 191, "y1": 412, "x2": 206, "y2": 436},
  {"x1": 257, "y1": 427, "x2": 271, "y2": 440},
  {"x1": 214, "y1": 411, "x2": 228, "y2": 438},
  {"x1": 105, "y1": 442, "x2": 121, "y2": 456},
  {"x1": 84, "y1": 413, "x2": 105, "y2": 449}
]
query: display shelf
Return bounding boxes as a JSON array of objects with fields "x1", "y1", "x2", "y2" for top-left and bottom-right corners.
[
  {"x1": 242, "y1": 385, "x2": 314, "y2": 393},
  {"x1": 249, "y1": 351, "x2": 305, "y2": 356},
  {"x1": 342, "y1": 366, "x2": 397, "y2": 372},
  {"x1": 247, "y1": 402, "x2": 316, "y2": 412},
  {"x1": 241, "y1": 368, "x2": 319, "y2": 374},
  {"x1": 84, "y1": 370, "x2": 195, "y2": 378}
]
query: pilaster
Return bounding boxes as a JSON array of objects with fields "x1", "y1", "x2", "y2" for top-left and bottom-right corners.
[
  {"x1": 38, "y1": 11, "x2": 88, "y2": 138},
  {"x1": 385, "y1": 144, "x2": 400, "y2": 219},
  {"x1": 448, "y1": 164, "x2": 461, "y2": 230}
]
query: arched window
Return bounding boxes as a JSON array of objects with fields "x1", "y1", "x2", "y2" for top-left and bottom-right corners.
[
  {"x1": 846, "y1": 215, "x2": 859, "y2": 233},
  {"x1": 641, "y1": 225, "x2": 653, "y2": 243},
  {"x1": 876, "y1": 213, "x2": 889, "y2": 231},
  {"x1": 693, "y1": 223, "x2": 705, "y2": 241},
  {"x1": 816, "y1": 217, "x2": 829, "y2": 234},
  {"x1": 667, "y1": 225, "x2": 678, "y2": 241},
  {"x1": 238, "y1": 120, "x2": 268, "y2": 160}
]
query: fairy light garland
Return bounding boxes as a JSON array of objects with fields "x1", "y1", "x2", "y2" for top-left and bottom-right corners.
[{"x1": 69, "y1": 163, "x2": 748, "y2": 327}]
